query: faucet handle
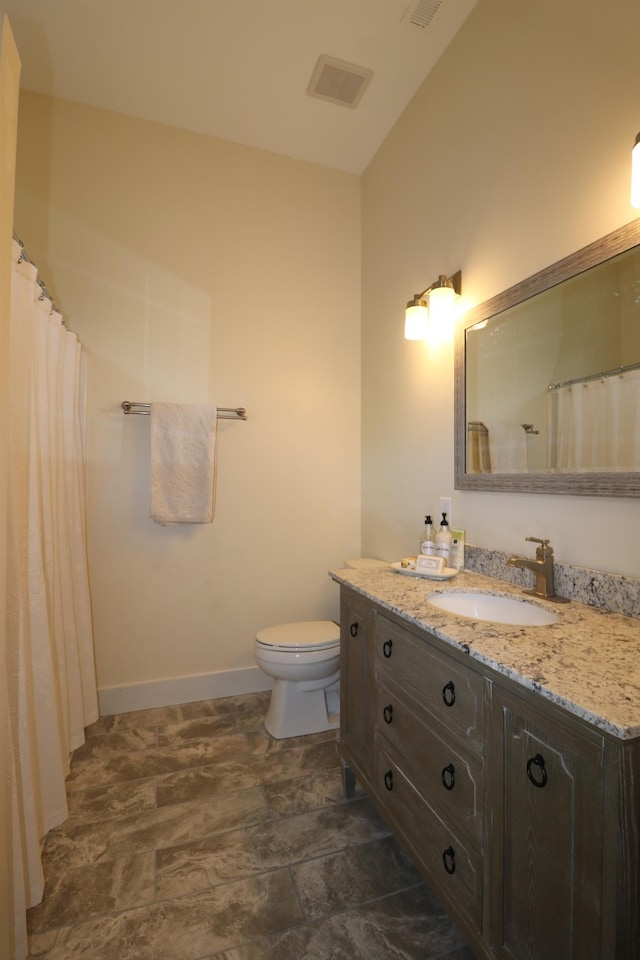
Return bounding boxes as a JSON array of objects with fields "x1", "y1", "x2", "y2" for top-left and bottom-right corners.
[{"x1": 525, "y1": 536, "x2": 552, "y2": 558}]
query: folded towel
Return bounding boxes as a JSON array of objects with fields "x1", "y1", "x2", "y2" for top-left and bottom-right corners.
[
  {"x1": 485, "y1": 420, "x2": 528, "y2": 473},
  {"x1": 150, "y1": 403, "x2": 218, "y2": 524},
  {"x1": 469, "y1": 427, "x2": 491, "y2": 474}
]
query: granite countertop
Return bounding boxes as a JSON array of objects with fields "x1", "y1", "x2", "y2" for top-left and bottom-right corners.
[{"x1": 330, "y1": 564, "x2": 640, "y2": 741}]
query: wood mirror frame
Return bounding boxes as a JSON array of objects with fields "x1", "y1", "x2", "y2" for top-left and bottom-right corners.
[{"x1": 454, "y1": 218, "x2": 640, "y2": 497}]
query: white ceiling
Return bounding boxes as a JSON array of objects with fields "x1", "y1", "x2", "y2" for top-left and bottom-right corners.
[{"x1": 3, "y1": 0, "x2": 477, "y2": 174}]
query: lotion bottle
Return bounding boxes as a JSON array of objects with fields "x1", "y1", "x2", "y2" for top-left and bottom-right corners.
[
  {"x1": 420, "y1": 515, "x2": 436, "y2": 555},
  {"x1": 450, "y1": 528, "x2": 466, "y2": 571},
  {"x1": 435, "y1": 513, "x2": 452, "y2": 565}
]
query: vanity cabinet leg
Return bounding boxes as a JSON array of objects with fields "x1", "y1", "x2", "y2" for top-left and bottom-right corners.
[{"x1": 341, "y1": 759, "x2": 357, "y2": 798}]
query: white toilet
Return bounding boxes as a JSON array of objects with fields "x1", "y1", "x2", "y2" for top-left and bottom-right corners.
[
  {"x1": 255, "y1": 620, "x2": 341, "y2": 739},
  {"x1": 255, "y1": 558, "x2": 389, "y2": 739}
]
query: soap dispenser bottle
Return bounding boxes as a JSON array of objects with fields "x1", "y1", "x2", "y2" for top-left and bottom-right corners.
[
  {"x1": 435, "y1": 513, "x2": 452, "y2": 565},
  {"x1": 420, "y1": 515, "x2": 436, "y2": 555}
]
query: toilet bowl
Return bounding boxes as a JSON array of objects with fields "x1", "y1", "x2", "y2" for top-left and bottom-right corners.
[
  {"x1": 256, "y1": 559, "x2": 389, "y2": 740},
  {"x1": 255, "y1": 620, "x2": 340, "y2": 739}
]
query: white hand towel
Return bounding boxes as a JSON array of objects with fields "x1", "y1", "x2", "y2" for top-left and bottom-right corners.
[
  {"x1": 485, "y1": 420, "x2": 528, "y2": 474},
  {"x1": 150, "y1": 403, "x2": 218, "y2": 524}
]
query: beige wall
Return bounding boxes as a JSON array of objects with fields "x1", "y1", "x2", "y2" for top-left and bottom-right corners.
[
  {"x1": 11, "y1": 0, "x2": 640, "y2": 721},
  {"x1": 14, "y1": 94, "x2": 362, "y2": 709},
  {"x1": 362, "y1": 0, "x2": 640, "y2": 577}
]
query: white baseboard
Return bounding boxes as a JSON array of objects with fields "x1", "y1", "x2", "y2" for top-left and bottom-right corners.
[{"x1": 98, "y1": 666, "x2": 272, "y2": 716}]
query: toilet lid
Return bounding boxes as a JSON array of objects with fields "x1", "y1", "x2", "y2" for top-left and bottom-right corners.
[{"x1": 256, "y1": 620, "x2": 340, "y2": 651}]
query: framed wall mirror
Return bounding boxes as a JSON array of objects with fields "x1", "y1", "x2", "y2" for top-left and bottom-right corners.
[{"x1": 454, "y1": 218, "x2": 640, "y2": 497}]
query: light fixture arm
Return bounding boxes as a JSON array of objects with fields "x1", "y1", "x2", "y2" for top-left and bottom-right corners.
[{"x1": 410, "y1": 270, "x2": 462, "y2": 303}]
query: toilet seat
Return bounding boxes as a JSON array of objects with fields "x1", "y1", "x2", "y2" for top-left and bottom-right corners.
[{"x1": 256, "y1": 620, "x2": 339, "y2": 652}]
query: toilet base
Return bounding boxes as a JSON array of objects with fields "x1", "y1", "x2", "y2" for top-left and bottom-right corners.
[{"x1": 264, "y1": 671, "x2": 340, "y2": 739}]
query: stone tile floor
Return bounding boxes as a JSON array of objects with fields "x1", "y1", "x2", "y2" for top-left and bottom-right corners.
[{"x1": 27, "y1": 691, "x2": 476, "y2": 960}]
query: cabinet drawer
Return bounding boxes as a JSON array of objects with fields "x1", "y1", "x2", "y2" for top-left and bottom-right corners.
[
  {"x1": 376, "y1": 749, "x2": 483, "y2": 931},
  {"x1": 375, "y1": 614, "x2": 483, "y2": 750},
  {"x1": 376, "y1": 677, "x2": 483, "y2": 847}
]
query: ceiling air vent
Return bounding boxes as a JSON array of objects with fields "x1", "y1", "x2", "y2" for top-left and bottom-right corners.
[
  {"x1": 403, "y1": 0, "x2": 443, "y2": 28},
  {"x1": 307, "y1": 55, "x2": 373, "y2": 109}
]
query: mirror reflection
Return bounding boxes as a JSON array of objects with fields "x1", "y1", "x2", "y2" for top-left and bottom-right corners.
[{"x1": 455, "y1": 220, "x2": 640, "y2": 497}]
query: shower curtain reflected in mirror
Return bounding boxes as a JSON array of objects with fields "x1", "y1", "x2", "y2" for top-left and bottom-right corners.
[
  {"x1": 548, "y1": 369, "x2": 640, "y2": 472},
  {"x1": 7, "y1": 238, "x2": 98, "y2": 948}
]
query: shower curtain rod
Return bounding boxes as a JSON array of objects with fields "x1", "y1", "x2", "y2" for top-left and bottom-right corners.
[
  {"x1": 548, "y1": 360, "x2": 640, "y2": 391},
  {"x1": 13, "y1": 231, "x2": 59, "y2": 313},
  {"x1": 121, "y1": 401, "x2": 248, "y2": 420}
]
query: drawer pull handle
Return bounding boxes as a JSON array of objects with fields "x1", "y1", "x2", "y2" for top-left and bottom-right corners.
[
  {"x1": 441, "y1": 763, "x2": 456, "y2": 791},
  {"x1": 526, "y1": 753, "x2": 548, "y2": 788},
  {"x1": 382, "y1": 639, "x2": 393, "y2": 658},
  {"x1": 350, "y1": 622, "x2": 358, "y2": 637},
  {"x1": 442, "y1": 846, "x2": 456, "y2": 875},
  {"x1": 383, "y1": 704, "x2": 393, "y2": 724},
  {"x1": 384, "y1": 769, "x2": 394, "y2": 791},
  {"x1": 442, "y1": 680, "x2": 456, "y2": 707}
]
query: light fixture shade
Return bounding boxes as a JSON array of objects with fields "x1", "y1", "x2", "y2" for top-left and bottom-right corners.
[
  {"x1": 632, "y1": 132, "x2": 640, "y2": 209},
  {"x1": 427, "y1": 277, "x2": 457, "y2": 343},
  {"x1": 428, "y1": 283, "x2": 456, "y2": 323},
  {"x1": 404, "y1": 300, "x2": 428, "y2": 340},
  {"x1": 404, "y1": 271, "x2": 461, "y2": 342}
]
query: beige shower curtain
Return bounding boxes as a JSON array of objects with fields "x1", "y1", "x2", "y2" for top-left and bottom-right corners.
[
  {"x1": 549, "y1": 369, "x2": 640, "y2": 472},
  {"x1": 7, "y1": 239, "x2": 98, "y2": 956}
]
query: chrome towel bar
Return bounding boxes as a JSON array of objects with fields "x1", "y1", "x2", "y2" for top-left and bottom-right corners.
[
  {"x1": 121, "y1": 401, "x2": 247, "y2": 420},
  {"x1": 467, "y1": 420, "x2": 537, "y2": 435}
]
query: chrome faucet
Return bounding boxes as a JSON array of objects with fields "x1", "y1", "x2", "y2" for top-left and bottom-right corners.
[{"x1": 507, "y1": 537, "x2": 569, "y2": 603}]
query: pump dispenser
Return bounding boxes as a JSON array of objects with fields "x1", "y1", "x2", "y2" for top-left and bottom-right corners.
[
  {"x1": 420, "y1": 515, "x2": 436, "y2": 555},
  {"x1": 435, "y1": 513, "x2": 452, "y2": 565}
]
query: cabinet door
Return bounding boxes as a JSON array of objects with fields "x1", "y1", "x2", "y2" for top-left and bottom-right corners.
[
  {"x1": 339, "y1": 589, "x2": 375, "y2": 788},
  {"x1": 490, "y1": 686, "x2": 604, "y2": 960}
]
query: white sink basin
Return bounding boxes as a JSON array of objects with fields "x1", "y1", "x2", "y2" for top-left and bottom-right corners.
[{"x1": 428, "y1": 591, "x2": 558, "y2": 626}]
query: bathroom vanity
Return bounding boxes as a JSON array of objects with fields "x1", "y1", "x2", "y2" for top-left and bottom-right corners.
[{"x1": 332, "y1": 564, "x2": 640, "y2": 960}]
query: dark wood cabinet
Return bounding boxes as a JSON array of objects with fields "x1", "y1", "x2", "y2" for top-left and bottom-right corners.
[
  {"x1": 339, "y1": 589, "x2": 489, "y2": 955},
  {"x1": 338, "y1": 584, "x2": 640, "y2": 960}
]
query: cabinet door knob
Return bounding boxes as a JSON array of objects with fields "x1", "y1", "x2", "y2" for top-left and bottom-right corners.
[
  {"x1": 350, "y1": 622, "x2": 359, "y2": 637},
  {"x1": 382, "y1": 639, "x2": 393, "y2": 658},
  {"x1": 441, "y1": 763, "x2": 456, "y2": 790},
  {"x1": 442, "y1": 680, "x2": 456, "y2": 707},
  {"x1": 384, "y1": 769, "x2": 394, "y2": 791},
  {"x1": 383, "y1": 704, "x2": 393, "y2": 724},
  {"x1": 526, "y1": 753, "x2": 548, "y2": 788},
  {"x1": 442, "y1": 846, "x2": 456, "y2": 875}
]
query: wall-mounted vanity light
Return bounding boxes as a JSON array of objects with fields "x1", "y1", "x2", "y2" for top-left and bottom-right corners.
[
  {"x1": 632, "y1": 133, "x2": 640, "y2": 208},
  {"x1": 404, "y1": 270, "x2": 462, "y2": 341}
]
